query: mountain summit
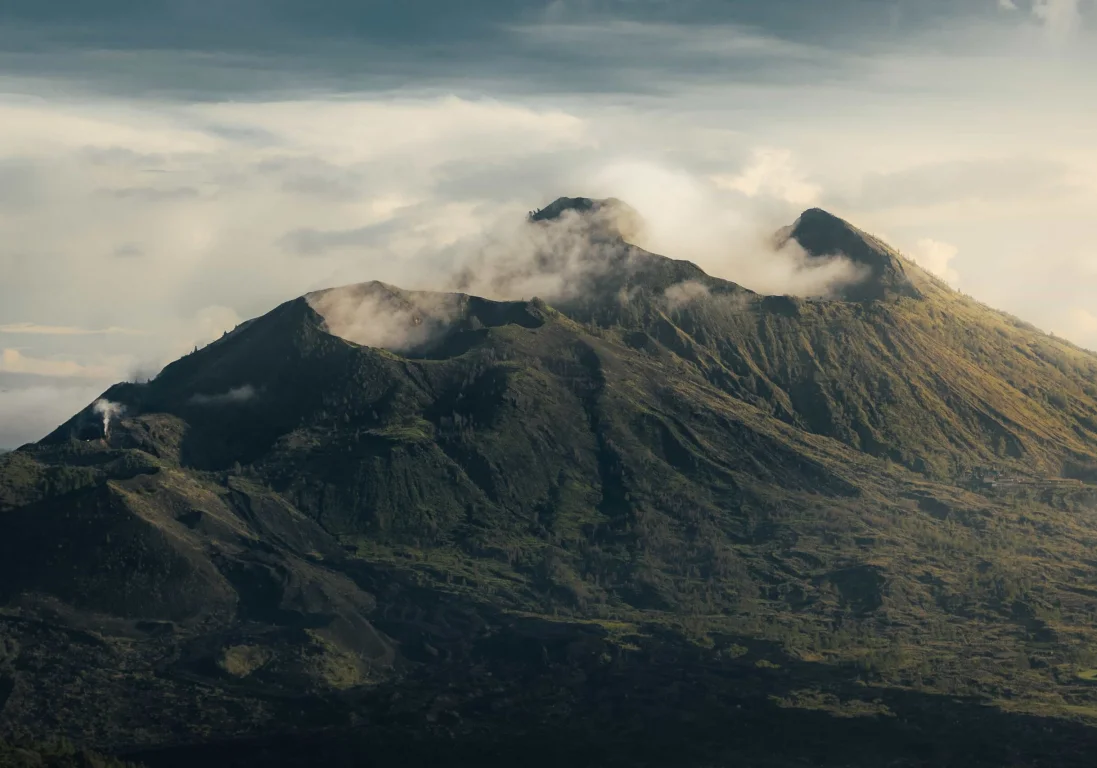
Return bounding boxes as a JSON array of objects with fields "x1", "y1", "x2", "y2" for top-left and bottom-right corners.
[
  {"x1": 528, "y1": 196, "x2": 630, "y2": 223},
  {"x1": 529, "y1": 195, "x2": 645, "y2": 242},
  {"x1": 3, "y1": 203, "x2": 1097, "y2": 766},
  {"x1": 779, "y1": 208, "x2": 924, "y2": 301}
]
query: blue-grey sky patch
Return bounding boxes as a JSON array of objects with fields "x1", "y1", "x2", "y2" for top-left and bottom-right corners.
[{"x1": 0, "y1": 0, "x2": 1089, "y2": 99}]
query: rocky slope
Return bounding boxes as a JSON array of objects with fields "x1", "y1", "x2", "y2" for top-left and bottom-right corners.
[{"x1": 3, "y1": 200, "x2": 1097, "y2": 766}]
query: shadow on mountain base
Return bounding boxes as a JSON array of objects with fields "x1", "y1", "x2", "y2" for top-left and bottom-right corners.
[{"x1": 128, "y1": 666, "x2": 1097, "y2": 768}]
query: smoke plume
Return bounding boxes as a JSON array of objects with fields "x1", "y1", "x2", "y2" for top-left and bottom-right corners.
[{"x1": 92, "y1": 399, "x2": 124, "y2": 438}]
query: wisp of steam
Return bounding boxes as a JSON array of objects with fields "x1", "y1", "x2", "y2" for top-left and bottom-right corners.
[{"x1": 92, "y1": 399, "x2": 124, "y2": 438}]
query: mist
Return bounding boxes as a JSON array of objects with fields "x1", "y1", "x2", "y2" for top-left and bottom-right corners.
[
  {"x1": 581, "y1": 161, "x2": 868, "y2": 298},
  {"x1": 393, "y1": 171, "x2": 870, "y2": 311},
  {"x1": 386, "y1": 161, "x2": 872, "y2": 311},
  {"x1": 663, "y1": 280, "x2": 712, "y2": 310},
  {"x1": 189, "y1": 385, "x2": 258, "y2": 406},
  {"x1": 306, "y1": 283, "x2": 466, "y2": 353}
]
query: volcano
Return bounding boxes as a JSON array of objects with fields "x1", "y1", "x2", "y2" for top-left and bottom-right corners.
[{"x1": 3, "y1": 201, "x2": 1097, "y2": 767}]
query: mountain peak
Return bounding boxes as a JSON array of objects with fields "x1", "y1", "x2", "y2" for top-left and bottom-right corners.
[
  {"x1": 528, "y1": 196, "x2": 644, "y2": 242},
  {"x1": 781, "y1": 208, "x2": 923, "y2": 302},
  {"x1": 528, "y1": 196, "x2": 619, "y2": 222}
]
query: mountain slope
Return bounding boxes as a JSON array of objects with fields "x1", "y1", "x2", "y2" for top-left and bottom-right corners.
[
  {"x1": 3, "y1": 201, "x2": 1097, "y2": 766},
  {"x1": 539, "y1": 201, "x2": 1097, "y2": 479}
]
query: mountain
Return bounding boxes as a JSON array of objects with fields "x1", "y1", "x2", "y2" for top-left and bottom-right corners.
[
  {"x1": 777, "y1": 208, "x2": 924, "y2": 301},
  {"x1": 3, "y1": 200, "x2": 1097, "y2": 766}
]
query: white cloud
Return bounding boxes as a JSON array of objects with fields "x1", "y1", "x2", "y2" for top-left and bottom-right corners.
[
  {"x1": 0, "y1": 17, "x2": 1096, "y2": 438},
  {"x1": 999, "y1": 0, "x2": 1019, "y2": 10},
  {"x1": 0, "y1": 349, "x2": 121, "y2": 379},
  {"x1": 0, "y1": 323, "x2": 146, "y2": 336},
  {"x1": 664, "y1": 280, "x2": 711, "y2": 309},
  {"x1": 194, "y1": 97, "x2": 590, "y2": 164},
  {"x1": 583, "y1": 160, "x2": 865, "y2": 297},
  {"x1": 189, "y1": 385, "x2": 257, "y2": 406},
  {"x1": 910, "y1": 239, "x2": 961, "y2": 286},
  {"x1": 1031, "y1": 0, "x2": 1085, "y2": 35},
  {"x1": 711, "y1": 149, "x2": 822, "y2": 207}
]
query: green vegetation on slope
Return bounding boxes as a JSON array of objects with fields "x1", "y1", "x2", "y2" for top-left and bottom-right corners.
[
  {"x1": 3, "y1": 206, "x2": 1097, "y2": 766},
  {"x1": 0, "y1": 737, "x2": 138, "y2": 768}
]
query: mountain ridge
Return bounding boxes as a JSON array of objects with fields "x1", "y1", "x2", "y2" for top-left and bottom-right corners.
[
  {"x1": 778, "y1": 207, "x2": 925, "y2": 301},
  {"x1": 3, "y1": 201, "x2": 1097, "y2": 766}
]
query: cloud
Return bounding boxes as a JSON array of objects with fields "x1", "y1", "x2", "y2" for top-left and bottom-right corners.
[
  {"x1": 266, "y1": 158, "x2": 369, "y2": 201},
  {"x1": 0, "y1": 158, "x2": 42, "y2": 208},
  {"x1": 910, "y1": 239, "x2": 961, "y2": 285},
  {"x1": 0, "y1": 349, "x2": 120, "y2": 379},
  {"x1": 0, "y1": 5, "x2": 873, "y2": 100},
  {"x1": 852, "y1": 157, "x2": 1072, "y2": 211},
  {"x1": 113, "y1": 243, "x2": 144, "y2": 259},
  {"x1": 581, "y1": 160, "x2": 863, "y2": 298},
  {"x1": 189, "y1": 385, "x2": 257, "y2": 406},
  {"x1": 507, "y1": 20, "x2": 835, "y2": 88},
  {"x1": 0, "y1": 383, "x2": 107, "y2": 448},
  {"x1": 280, "y1": 218, "x2": 408, "y2": 257},
  {"x1": 0, "y1": 323, "x2": 146, "y2": 336},
  {"x1": 712, "y1": 149, "x2": 822, "y2": 207},
  {"x1": 99, "y1": 186, "x2": 200, "y2": 202},
  {"x1": 1031, "y1": 0, "x2": 1086, "y2": 35},
  {"x1": 307, "y1": 283, "x2": 469, "y2": 352},
  {"x1": 440, "y1": 201, "x2": 647, "y2": 302},
  {"x1": 0, "y1": 7, "x2": 1095, "y2": 411},
  {"x1": 664, "y1": 280, "x2": 712, "y2": 309},
  {"x1": 999, "y1": 0, "x2": 1019, "y2": 9}
]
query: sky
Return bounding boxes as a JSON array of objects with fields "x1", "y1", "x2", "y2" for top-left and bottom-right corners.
[{"x1": 1, "y1": 0, "x2": 1096, "y2": 447}]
